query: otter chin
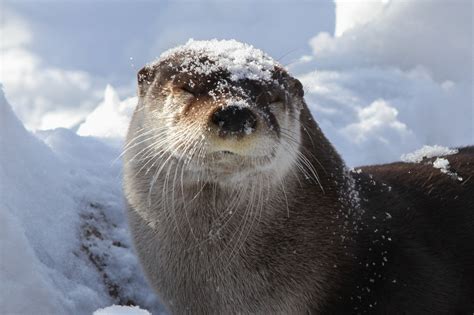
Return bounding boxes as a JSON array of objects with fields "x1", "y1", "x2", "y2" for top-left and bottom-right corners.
[{"x1": 123, "y1": 39, "x2": 474, "y2": 314}]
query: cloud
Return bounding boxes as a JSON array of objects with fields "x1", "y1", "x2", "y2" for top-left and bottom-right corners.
[
  {"x1": 0, "y1": 8, "x2": 103, "y2": 130},
  {"x1": 292, "y1": 0, "x2": 473, "y2": 166},
  {"x1": 307, "y1": 0, "x2": 472, "y2": 82},
  {"x1": 0, "y1": 9, "x2": 31, "y2": 49},
  {"x1": 342, "y1": 99, "x2": 411, "y2": 144},
  {"x1": 334, "y1": 0, "x2": 389, "y2": 37}
]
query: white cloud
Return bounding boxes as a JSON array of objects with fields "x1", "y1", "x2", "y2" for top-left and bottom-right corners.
[
  {"x1": 0, "y1": 8, "x2": 103, "y2": 130},
  {"x1": 298, "y1": 65, "x2": 472, "y2": 166},
  {"x1": 342, "y1": 99, "x2": 411, "y2": 144},
  {"x1": 334, "y1": 0, "x2": 389, "y2": 37},
  {"x1": 0, "y1": 9, "x2": 31, "y2": 49},
  {"x1": 293, "y1": 0, "x2": 473, "y2": 166},
  {"x1": 309, "y1": 0, "x2": 472, "y2": 82}
]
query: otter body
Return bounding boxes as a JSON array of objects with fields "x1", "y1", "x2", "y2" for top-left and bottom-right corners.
[
  {"x1": 123, "y1": 40, "x2": 474, "y2": 314},
  {"x1": 321, "y1": 147, "x2": 474, "y2": 313}
]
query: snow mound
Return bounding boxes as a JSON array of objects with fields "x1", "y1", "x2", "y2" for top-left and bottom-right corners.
[
  {"x1": 0, "y1": 88, "x2": 160, "y2": 314},
  {"x1": 400, "y1": 145, "x2": 459, "y2": 163},
  {"x1": 77, "y1": 85, "x2": 136, "y2": 142},
  {"x1": 94, "y1": 305, "x2": 151, "y2": 315},
  {"x1": 432, "y1": 157, "x2": 450, "y2": 171},
  {"x1": 1, "y1": 86, "x2": 77, "y2": 314},
  {"x1": 432, "y1": 157, "x2": 463, "y2": 181},
  {"x1": 155, "y1": 39, "x2": 280, "y2": 82}
]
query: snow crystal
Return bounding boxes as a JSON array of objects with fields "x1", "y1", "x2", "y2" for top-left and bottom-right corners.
[
  {"x1": 432, "y1": 157, "x2": 463, "y2": 181},
  {"x1": 432, "y1": 157, "x2": 450, "y2": 171},
  {"x1": 400, "y1": 145, "x2": 458, "y2": 163},
  {"x1": 94, "y1": 305, "x2": 151, "y2": 315},
  {"x1": 155, "y1": 39, "x2": 280, "y2": 82}
]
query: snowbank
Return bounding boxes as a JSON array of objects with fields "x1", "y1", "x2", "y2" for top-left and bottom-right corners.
[
  {"x1": 77, "y1": 85, "x2": 136, "y2": 142},
  {"x1": 0, "y1": 87, "x2": 76, "y2": 314},
  {"x1": 0, "y1": 88, "x2": 160, "y2": 314}
]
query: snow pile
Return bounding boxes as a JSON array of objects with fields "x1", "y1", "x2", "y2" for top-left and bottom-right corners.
[
  {"x1": 77, "y1": 85, "x2": 137, "y2": 142},
  {"x1": 156, "y1": 39, "x2": 280, "y2": 82},
  {"x1": 93, "y1": 305, "x2": 151, "y2": 315},
  {"x1": 432, "y1": 157, "x2": 450, "y2": 171},
  {"x1": 0, "y1": 87, "x2": 160, "y2": 314},
  {"x1": 400, "y1": 145, "x2": 463, "y2": 181},
  {"x1": 432, "y1": 157, "x2": 462, "y2": 181},
  {"x1": 1, "y1": 87, "x2": 78, "y2": 314},
  {"x1": 400, "y1": 145, "x2": 459, "y2": 163}
]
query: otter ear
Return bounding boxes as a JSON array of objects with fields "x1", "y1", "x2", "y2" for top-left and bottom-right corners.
[
  {"x1": 288, "y1": 77, "x2": 304, "y2": 97},
  {"x1": 137, "y1": 65, "x2": 157, "y2": 97}
]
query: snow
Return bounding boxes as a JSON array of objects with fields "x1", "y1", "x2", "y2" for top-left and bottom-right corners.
[
  {"x1": 432, "y1": 157, "x2": 463, "y2": 181},
  {"x1": 156, "y1": 39, "x2": 279, "y2": 82},
  {"x1": 0, "y1": 87, "x2": 161, "y2": 314},
  {"x1": 93, "y1": 305, "x2": 151, "y2": 315},
  {"x1": 0, "y1": 1, "x2": 472, "y2": 313},
  {"x1": 400, "y1": 146, "x2": 463, "y2": 180},
  {"x1": 400, "y1": 145, "x2": 459, "y2": 163},
  {"x1": 432, "y1": 157, "x2": 450, "y2": 171},
  {"x1": 77, "y1": 85, "x2": 137, "y2": 142}
]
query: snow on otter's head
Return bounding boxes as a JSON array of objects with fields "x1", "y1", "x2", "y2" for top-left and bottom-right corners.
[{"x1": 155, "y1": 39, "x2": 281, "y2": 82}]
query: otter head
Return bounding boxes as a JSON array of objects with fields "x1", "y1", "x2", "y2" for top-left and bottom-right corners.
[{"x1": 133, "y1": 39, "x2": 305, "y2": 185}]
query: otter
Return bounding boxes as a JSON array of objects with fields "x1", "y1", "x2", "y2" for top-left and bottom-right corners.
[{"x1": 123, "y1": 39, "x2": 474, "y2": 314}]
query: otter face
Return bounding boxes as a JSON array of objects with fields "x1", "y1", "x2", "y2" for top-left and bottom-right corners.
[{"x1": 131, "y1": 41, "x2": 305, "y2": 184}]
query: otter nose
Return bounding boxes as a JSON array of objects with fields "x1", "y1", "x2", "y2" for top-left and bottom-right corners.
[{"x1": 211, "y1": 106, "x2": 257, "y2": 135}]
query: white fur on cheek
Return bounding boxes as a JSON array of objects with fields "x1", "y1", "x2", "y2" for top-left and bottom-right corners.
[{"x1": 268, "y1": 106, "x2": 301, "y2": 182}]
